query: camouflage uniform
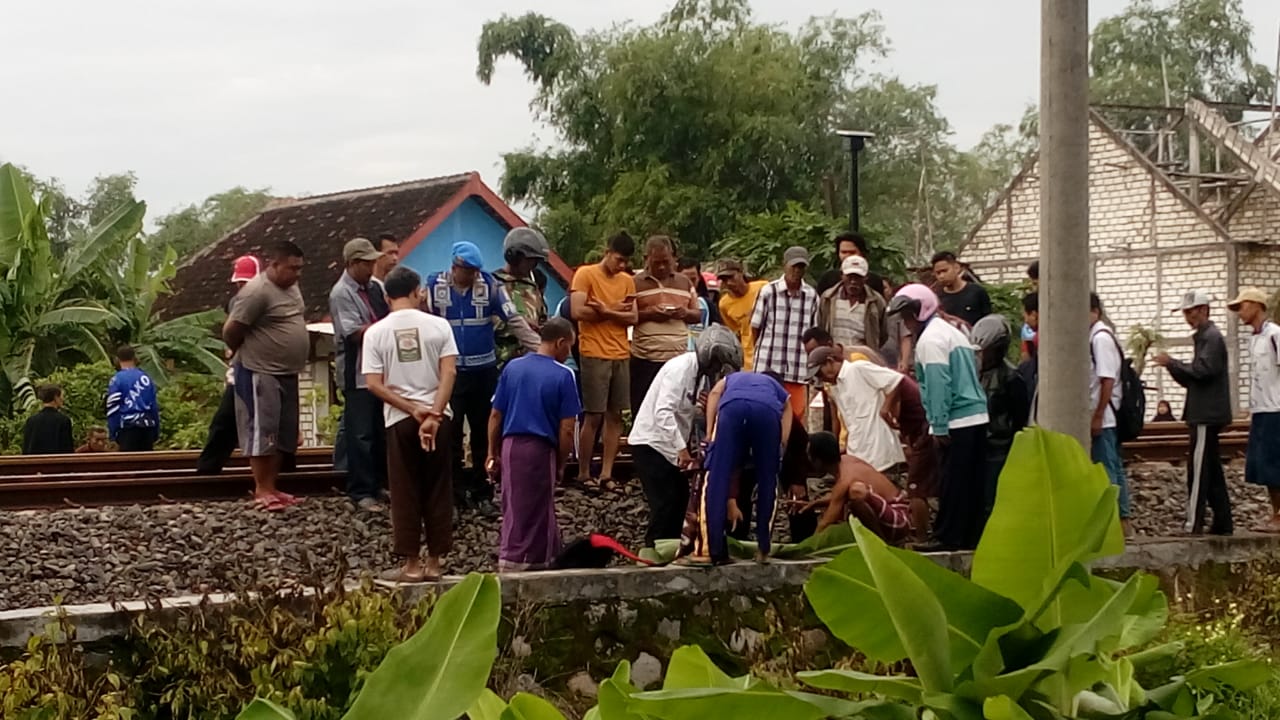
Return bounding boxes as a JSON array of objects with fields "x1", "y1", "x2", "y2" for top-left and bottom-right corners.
[{"x1": 494, "y1": 269, "x2": 547, "y2": 366}]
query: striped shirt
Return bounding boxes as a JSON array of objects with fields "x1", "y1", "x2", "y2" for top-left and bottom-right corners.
[{"x1": 749, "y1": 278, "x2": 819, "y2": 384}]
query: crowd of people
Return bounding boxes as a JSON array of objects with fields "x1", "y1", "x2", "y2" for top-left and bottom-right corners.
[{"x1": 17, "y1": 224, "x2": 1280, "y2": 577}]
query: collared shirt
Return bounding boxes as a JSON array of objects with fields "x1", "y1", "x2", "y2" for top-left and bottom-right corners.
[
  {"x1": 329, "y1": 271, "x2": 389, "y2": 391},
  {"x1": 628, "y1": 352, "x2": 700, "y2": 467},
  {"x1": 1250, "y1": 321, "x2": 1280, "y2": 413},
  {"x1": 492, "y1": 353, "x2": 582, "y2": 445},
  {"x1": 424, "y1": 270, "x2": 523, "y2": 371},
  {"x1": 749, "y1": 278, "x2": 819, "y2": 384}
]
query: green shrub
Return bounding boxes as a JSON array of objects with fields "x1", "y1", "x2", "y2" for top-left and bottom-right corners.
[{"x1": 0, "y1": 363, "x2": 223, "y2": 454}]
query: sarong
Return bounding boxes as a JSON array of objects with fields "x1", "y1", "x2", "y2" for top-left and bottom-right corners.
[{"x1": 498, "y1": 435, "x2": 562, "y2": 572}]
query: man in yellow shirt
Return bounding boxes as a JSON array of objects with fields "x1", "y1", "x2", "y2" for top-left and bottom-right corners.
[
  {"x1": 570, "y1": 233, "x2": 638, "y2": 487},
  {"x1": 716, "y1": 260, "x2": 767, "y2": 371}
]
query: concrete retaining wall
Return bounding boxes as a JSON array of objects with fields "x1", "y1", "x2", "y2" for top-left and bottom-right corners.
[{"x1": 4, "y1": 534, "x2": 1279, "y2": 651}]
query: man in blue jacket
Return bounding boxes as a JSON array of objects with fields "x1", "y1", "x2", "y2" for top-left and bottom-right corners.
[
  {"x1": 888, "y1": 284, "x2": 989, "y2": 550},
  {"x1": 424, "y1": 241, "x2": 540, "y2": 511},
  {"x1": 107, "y1": 345, "x2": 160, "y2": 451}
]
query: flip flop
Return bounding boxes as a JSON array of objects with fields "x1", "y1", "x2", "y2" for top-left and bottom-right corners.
[
  {"x1": 253, "y1": 495, "x2": 290, "y2": 512},
  {"x1": 272, "y1": 490, "x2": 301, "y2": 506}
]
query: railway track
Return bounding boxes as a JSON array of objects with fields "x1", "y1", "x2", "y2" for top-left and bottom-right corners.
[
  {"x1": 0, "y1": 421, "x2": 1248, "y2": 510},
  {"x1": 0, "y1": 448, "x2": 635, "y2": 510}
]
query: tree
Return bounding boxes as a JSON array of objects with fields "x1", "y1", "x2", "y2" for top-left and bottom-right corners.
[
  {"x1": 0, "y1": 163, "x2": 226, "y2": 414},
  {"x1": 82, "y1": 172, "x2": 139, "y2": 228},
  {"x1": 477, "y1": 1, "x2": 888, "y2": 265},
  {"x1": 0, "y1": 164, "x2": 141, "y2": 411},
  {"x1": 150, "y1": 186, "x2": 274, "y2": 260},
  {"x1": 1090, "y1": 0, "x2": 1275, "y2": 133}
]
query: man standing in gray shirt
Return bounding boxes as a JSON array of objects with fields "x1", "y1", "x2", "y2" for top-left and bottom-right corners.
[
  {"x1": 329, "y1": 238, "x2": 390, "y2": 512},
  {"x1": 1154, "y1": 290, "x2": 1234, "y2": 535},
  {"x1": 223, "y1": 240, "x2": 310, "y2": 512}
]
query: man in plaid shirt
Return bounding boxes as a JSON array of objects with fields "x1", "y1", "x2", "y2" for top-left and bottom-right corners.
[{"x1": 750, "y1": 246, "x2": 820, "y2": 418}]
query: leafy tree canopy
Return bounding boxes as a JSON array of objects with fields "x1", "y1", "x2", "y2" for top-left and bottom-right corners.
[
  {"x1": 1091, "y1": 0, "x2": 1275, "y2": 130},
  {"x1": 477, "y1": 0, "x2": 1006, "y2": 270},
  {"x1": 150, "y1": 186, "x2": 274, "y2": 261}
]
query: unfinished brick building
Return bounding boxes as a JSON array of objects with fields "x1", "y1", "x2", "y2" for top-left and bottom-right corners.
[{"x1": 959, "y1": 101, "x2": 1280, "y2": 413}]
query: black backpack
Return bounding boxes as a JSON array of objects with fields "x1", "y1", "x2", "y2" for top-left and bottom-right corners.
[{"x1": 1091, "y1": 329, "x2": 1145, "y2": 443}]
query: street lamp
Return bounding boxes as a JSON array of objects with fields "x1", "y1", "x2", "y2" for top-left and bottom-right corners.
[{"x1": 836, "y1": 130, "x2": 875, "y2": 232}]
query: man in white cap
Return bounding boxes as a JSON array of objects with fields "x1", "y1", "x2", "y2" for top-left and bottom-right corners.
[
  {"x1": 1228, "y1": 288, "x2": 1280, "y2": 532},
  {"x1": 818, "y1": 254, "x2": 886, "y2": 351},
  {"x1": 750, "y1": 245, "x2": 819, "y2": 419},
  {"x1": 1154, "y1": 289, "x2": 1233, "y2": 535}
]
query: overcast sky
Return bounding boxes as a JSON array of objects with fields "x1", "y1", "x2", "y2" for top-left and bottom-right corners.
[{"x1": 2, "y1": 0, "x2": 1277, "y2": 221}]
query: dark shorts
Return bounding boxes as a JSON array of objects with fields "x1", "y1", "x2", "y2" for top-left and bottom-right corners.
[
  {"x1": 1246, "y1": 412, "x2": 1280, "y2": 489},
  {"x1": 233, "y1": 365, "x2": 300, "y2": 457},
  {"x1": 580, "y1": 357, "x2": 629, "y2": 414}
]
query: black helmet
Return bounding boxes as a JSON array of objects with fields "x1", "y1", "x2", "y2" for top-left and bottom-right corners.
[{"x1": 503, "y1": 227, "x2": 549, "y2": 263}]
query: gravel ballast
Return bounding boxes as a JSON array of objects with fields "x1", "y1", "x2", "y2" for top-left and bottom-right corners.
[{"x1": 0, "y1": 460, "x2": 1272, "y2": 611}]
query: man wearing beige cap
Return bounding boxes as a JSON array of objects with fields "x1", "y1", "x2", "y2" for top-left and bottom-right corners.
[
  {"x1": 750, "y1": 246, "x2": 820, "y2": 418},
  {"x1": 1154, "y1": 289, "x2": 1233, "y2": 535},
  {"x1": 1228, "y1": 288, "x2": 1280, "y2": 532},
  {"x1": 818, "y1": 253, "x2": 886, "y2": 351},
  {"x1": 329, "y1": 237, "x2": 391, "y2": 512}
]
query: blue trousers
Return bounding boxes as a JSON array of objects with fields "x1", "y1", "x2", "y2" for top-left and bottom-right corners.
[
  {"x1": 1091, "y1": 427, "x2": 1131, "y2": 519},
  {"x1": 705, "y1": 398, "x2": 781, "y2": 560}
]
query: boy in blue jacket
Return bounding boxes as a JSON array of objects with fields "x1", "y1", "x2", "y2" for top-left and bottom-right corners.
[{"x1": 107, "y1": 345, "x2": 160, "y2": 451}]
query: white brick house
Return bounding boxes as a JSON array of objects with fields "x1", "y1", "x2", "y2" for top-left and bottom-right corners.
[{"x1": 959, "y1": 105, "x2": 1280, "y2": 415}]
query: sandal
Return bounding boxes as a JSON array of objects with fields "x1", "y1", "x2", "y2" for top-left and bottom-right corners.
[
  {"x1": 272, "y1": 490, "x2": 301, "y2": 506},
  {"x1": 253, "y1": 495, "x2": 290, "y2": 512}
]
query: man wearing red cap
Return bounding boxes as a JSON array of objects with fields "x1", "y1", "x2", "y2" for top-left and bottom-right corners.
[{"x1": 197, "y1": 255, "x2": 260, "y2": 474}]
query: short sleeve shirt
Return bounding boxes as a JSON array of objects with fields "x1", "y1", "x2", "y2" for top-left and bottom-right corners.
[
  {"x1": 228, "y1": 274, "x2": 309, "y2": 375},
  {"x1": 571, "y1": 264, "x2": 635, "y2": 360},
  {"x1": 362, "y1": 309, "x2": 459, "y2": 427},
  {"x1": 832, "y1": 359, "x2": 906, "y2": 471},
  {"x1": 1089, "y1": 322, "x2": 1123, "y2": 429},
  {"x1": 719, "y1": 280, "x2": 767, "y2": 370},
  {"x1": 491, "y1": 353, "x2": 582, "y2": 445},
  {"x1": 1250, "y1": 321, "x2": 1280, "y2": 413}
]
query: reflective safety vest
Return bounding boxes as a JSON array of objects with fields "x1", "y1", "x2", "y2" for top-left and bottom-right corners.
[{"x1": 426, "y1": 271, "x2": 510, "y2": 370}]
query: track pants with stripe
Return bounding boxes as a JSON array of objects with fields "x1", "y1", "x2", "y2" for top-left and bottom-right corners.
[{"x1": 1186, "y1": 424, "x2": 1233, "y2": 535}]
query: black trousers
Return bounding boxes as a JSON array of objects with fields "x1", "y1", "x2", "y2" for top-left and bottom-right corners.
[
  {"x1": 933, "y1": 424, "x2": 988, "y2": 550},
  {"x1": 633, "y1": 444, "x2": 690, "y2": 547},
  {"x1": 629, "y1": 358, "x2": 665, "y2": 414},
  {"x1": 117, "y1": 426, "x2": 156, "y2": 452},
  {"x1": 1187, "y1": 424, "x2": 1233, "y2": 535},
  {"x1": 450, "y1": 367, "x2": 500, "y2": 505},
  {"x1": 197, "y1": 385, "x2": 238, "y2": 473},
  {"x1": 342, "y1": 388, "x2": 387, "y2": 502}
]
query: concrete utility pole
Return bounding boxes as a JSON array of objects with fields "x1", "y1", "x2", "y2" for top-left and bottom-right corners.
[{"x1": 1038, "y1": 0, "x2": 1092, "y2": 447}]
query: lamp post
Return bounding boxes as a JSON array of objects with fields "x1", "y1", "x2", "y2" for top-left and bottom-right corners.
[{"x1": 836, "y1": 130, "x2": 875, "y2": 232}]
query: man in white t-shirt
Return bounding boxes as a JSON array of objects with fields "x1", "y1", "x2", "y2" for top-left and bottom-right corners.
[
  {"x1": 1088, "y1": 293, "x2": 1131, "y2": 531},
  {"x1": 808, "y1": 345, "x2": 905, "y2": 474},
  {"x1": 363, "y1": 265, "x2": 459, "y2": 583},
  {"x1": 1229, "y1": 288, "x2": 1280, "y2": 532}
]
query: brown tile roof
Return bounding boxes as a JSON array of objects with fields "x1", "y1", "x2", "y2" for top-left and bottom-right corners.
[{"x1": 159, "y1": 173, "x2": 474, "y2": 321}]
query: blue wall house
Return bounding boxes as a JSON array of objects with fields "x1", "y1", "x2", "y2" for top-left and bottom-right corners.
[
  {"x1": 158, "y1": 172, "x2": 575, "y2": 446},
  {"x1": 161, "y1": 171, "x2": 573, "y2": 323}
]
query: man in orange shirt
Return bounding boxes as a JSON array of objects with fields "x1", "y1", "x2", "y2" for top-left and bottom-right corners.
[
  {"x1": 716, "y1": 260, "x2": 767, "y2": 371},
  {"x1": 571, "y1": 232, "x2": 638, "y2": 487}
]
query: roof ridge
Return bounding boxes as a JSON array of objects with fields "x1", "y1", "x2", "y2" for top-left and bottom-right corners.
[
  {"x1": 267, "y1": 172, "x2": 477, "y2": 210},
  {"x1": 1184, "y1": 99, "x2": 1280, "y2": 200}
]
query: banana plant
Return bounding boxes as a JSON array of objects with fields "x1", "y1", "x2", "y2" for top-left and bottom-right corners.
[{"x1": 0, "y1": 163, "x2": 141, "y2": 412}]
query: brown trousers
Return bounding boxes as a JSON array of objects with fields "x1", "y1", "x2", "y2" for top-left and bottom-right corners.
[{"x1": 387, "y1": 416, "x2": 454, "y2": 558}]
